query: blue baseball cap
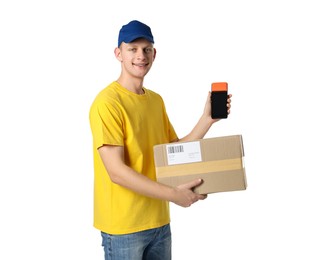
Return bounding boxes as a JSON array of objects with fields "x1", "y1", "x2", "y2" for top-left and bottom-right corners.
[{"x1": 118, "y1": 20, "x2": 154, "y2": 47}]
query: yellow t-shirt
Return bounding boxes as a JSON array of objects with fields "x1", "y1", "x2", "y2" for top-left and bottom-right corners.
[{"x1": 89, "y1": 81, "x2": 178, "y2": 234}]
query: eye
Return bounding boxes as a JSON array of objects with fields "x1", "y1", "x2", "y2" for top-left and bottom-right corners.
[
  {"x1": 145, "y1": 48, "x2": 153, "y2": 53},
  {"x1": 128, "y1": 48, "x2": 137, "y2": 52}
]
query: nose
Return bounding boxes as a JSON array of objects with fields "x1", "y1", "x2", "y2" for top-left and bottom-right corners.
[{"x1": 136, "y1": 49, "x2": 146, "y2": 59}]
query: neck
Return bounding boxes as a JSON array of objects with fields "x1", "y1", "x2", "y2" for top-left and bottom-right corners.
[{"x1": 116, "y1": 76, "x2": 145, "y2": 94}]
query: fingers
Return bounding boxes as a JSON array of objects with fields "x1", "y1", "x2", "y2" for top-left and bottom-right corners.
[
  {"x1": 227, "y1": 93, "x2": 232, "y2": 114},
  {"x1": 199, "y1": 194, "x2": 208, "y2": 200},
  {"x1": 175, "y1": 179, "x2": 208, "y2": 207},
  {"x1": 178, "y1": 178, "x2": 203, "y2": 190},
  {"x1": 184, "y1": 193, "x2": 207, "y2": 207},
  {"x1": 195, "y1": 193, "x2": 207, "y2": 202},
  {"x1": 227, "y1": 94, "x2": 232, "y2": 105}
]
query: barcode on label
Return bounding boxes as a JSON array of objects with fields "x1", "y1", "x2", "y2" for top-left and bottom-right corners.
[{"x1": 167, "y1": 145, "x2": 184, "y2": 154}]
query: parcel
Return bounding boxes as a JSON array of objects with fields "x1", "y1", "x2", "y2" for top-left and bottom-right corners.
[{"x1": 153, "y1": 135, "x2": 247, "y2": 194}]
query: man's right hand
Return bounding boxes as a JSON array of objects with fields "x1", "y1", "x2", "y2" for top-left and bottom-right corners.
[{"x1": 172, "y1": 179, "x2": 208, "y2": 207}]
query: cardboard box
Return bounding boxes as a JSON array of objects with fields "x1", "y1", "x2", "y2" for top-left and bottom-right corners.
[{"x1": 153, "y1": 135, "x2": 247, "y2": 194}]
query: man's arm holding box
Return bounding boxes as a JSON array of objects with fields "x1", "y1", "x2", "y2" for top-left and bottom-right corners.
[{"x1": 98, "y1": 145, "x2": 207, "y2": 207}]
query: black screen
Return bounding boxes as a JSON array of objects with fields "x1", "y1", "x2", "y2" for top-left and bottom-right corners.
[{"x1": 211, "y1": 91, "x2": 228, "y2": 119}]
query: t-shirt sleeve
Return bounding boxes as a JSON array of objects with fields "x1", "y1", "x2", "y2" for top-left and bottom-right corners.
[{"x1": 89, "y1": 99, "x2": 124, "y2": 149}]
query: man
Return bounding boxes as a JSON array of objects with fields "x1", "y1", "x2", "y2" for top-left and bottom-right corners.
[{"x1": 89, "y1": 20, "x2": 232, "y2": 260}]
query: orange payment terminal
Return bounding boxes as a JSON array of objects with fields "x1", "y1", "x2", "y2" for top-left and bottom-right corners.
[{"x1": 211, "y1": 82, "x2": 228, "y2": 119}]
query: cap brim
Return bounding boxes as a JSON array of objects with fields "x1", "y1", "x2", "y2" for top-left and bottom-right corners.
[{"x1": 123, "y1": 34, "x2": 154, "y2": 44}]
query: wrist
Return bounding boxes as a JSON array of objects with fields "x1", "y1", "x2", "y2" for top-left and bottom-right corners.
[{"x1": 200, "y1": 114, "x2": 217, "y2": 128}]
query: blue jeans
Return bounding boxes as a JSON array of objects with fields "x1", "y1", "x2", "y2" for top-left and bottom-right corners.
[{"x1": 101, "y1": 224, "x2": 171, "y2": 260}]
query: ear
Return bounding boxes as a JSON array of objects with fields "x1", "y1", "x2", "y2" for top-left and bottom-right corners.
[
  {"x1": 153, "y1": 48, "x2": 157, "y2": 61},
  {"x1": 114, "y1": 47, "x2": 123, "y2": 62}
]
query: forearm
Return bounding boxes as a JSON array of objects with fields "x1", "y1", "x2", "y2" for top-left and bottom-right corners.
[
  {"x1": 110, "y1": 164, "x2": 206, "y2": 207},
  {"x1": 178, "y1": 92, "x2": 231, "y2": 142},
  {"x1": 98, "y1": 143, "x2": 207, "y2": 208},
  {"x1": 178, "y1": 114, "x2": 216, "y2": 142},
  {"x1": 110, "y1": 163, "x2": 176, "y2": 202}
]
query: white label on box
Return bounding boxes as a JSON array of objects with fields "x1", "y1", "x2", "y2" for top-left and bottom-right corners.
[{"x1": 165, "y1": 141, "x2": 202, "y2": 165}]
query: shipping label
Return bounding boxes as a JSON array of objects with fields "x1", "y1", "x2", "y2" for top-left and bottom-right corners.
[{"x1": 165, "y1": 141, "x2": 202, "y2": 165}]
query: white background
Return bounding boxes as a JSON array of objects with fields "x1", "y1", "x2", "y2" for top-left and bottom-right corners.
[{"x1": 1, "y1": 0, "x2": 324, "y2": 259}]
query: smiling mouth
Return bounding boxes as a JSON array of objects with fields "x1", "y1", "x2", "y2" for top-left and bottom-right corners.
[{"x1": 133, "y1": 63, "x2": 148, "y2": 67}]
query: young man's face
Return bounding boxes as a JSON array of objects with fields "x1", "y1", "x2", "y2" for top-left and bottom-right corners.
[{"x1": 115, "y1": 38, "x2": 156, "y2": 79}]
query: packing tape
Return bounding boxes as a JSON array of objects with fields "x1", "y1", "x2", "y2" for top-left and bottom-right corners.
[{"x1": 156, "y1": 158, "x2": 243, "y2": 178}]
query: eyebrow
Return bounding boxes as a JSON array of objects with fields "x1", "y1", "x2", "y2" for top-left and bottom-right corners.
[{"x1": 127, "y1": 43, "x2": 153, "y2": 48}]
